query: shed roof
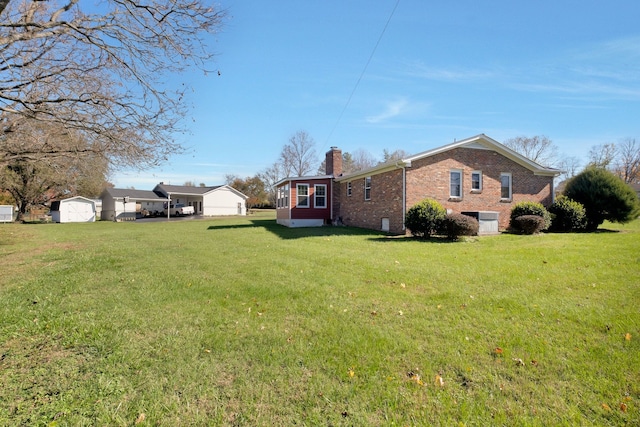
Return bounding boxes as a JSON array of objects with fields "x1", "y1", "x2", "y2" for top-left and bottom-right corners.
[{"x1": 50, "y1": 196, "x2": 96, "y2": 211}]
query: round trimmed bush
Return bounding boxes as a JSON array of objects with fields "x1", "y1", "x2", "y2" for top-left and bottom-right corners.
[
  {"x1": 564, "y1": 167, "x2": 640, "y2": 231},
  {"x1": 405, "y1": 198, "x2": 446, "y2": 238},
  {"x1": 509, "y1": 201, "x2": 551, "y2": 231},
  {"x1": 548, "y1": 196, "x2": 587, "y2": 232},
  {"x1": 440, "y1": 213, "x2": 479, "y2": 240},
  {"x1": 512, "y1": 215, "x2": 546, "y2": 234}
]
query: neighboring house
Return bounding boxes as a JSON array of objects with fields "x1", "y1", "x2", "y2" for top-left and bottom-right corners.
[
  {"x1": 101, "y1": 183, "x2": 248, "y2": 221},
  {"x1": 153, "y1": 183, "x2": 248, "y2": 216},
  {"x1": 276, "y1": 134, "x2": 561, "y2": 234},
  {"x1": 100, "y1": 188, "x2": 168, "y2": 221}
]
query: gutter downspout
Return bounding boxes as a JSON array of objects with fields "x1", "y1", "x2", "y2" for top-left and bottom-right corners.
[
  {"x1": 167, "y1": 193, "x2": 171, "y2": 219},
  {"x1": 329, "y1": 178, "x2": 333, "y2": 224},
  {"x1": 395, "y1": 160, "x2": 409, "y2": 232},
  {"x1": 402, "y1": 164, "x2": 406, "y2": 231}
]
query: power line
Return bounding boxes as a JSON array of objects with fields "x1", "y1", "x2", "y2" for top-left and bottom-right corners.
[{"x1": 323, "y1": 0, "x2": 401, "y2": 150}]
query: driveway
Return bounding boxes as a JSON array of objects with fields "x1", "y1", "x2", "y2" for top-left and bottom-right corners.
[{"x1": 136, "y1": 214, "x2": 204, "y2": 222}]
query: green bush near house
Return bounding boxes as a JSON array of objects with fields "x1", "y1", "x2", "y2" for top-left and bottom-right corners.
[
  {"x1": 404, "y1": 198, "x2": 446, "y2": 238},
  {"x1": 440, "y1": 212, "x2": 479, "y2": 240},
  {"x1": 549, "y1": 195, "x2": 587, "y2": 232},
  {"x1": 512, "y1": 214, "x2": 546, "y2": 234},
  {"x1": 564, "y1": 167, "x2": 640, "y2": 231},
  {"x1": 509, "y1": 201, "x2": 551, "y2": 232}
]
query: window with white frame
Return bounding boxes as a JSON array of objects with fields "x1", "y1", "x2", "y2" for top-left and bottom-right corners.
[
  {"x1": 277, "y1": 184, "x2": 289, "y2": 208},
  {"x1": 500, "y1": 173, "x2": 512, "y2": 200},
  {"x1": 364, "y1": 177, "x2": 371, "y2": 200},
  {"x1": 347, "y1": 182, "x2": 352, "y2": 196},
  {"x1": 314, "y1": 184, "x2": 327, "y2": 208},
  {"x1": 283, "y1": 184, "x2": 289, "y2": 207},
  {"x1": 297, "y1": 184, "x2": 309, "y2": 207},
  {"x1": 450, "y1": 169, "x2": 462, "y2": 198},
  {"x1": 471, "y1": 171, "x2": 482, "y2": 191}
]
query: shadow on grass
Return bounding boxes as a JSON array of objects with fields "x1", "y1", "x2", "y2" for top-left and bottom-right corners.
[{"x1": 207, "y1": 219, "x2": 387, "y2": 240}]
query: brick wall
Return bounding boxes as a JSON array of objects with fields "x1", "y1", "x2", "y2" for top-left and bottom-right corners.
[
  {"x1": 337, "y1": 169, "x2": 405, "y2": 234},
  {"x1": 405, "y1": 147, "x2": 553, "y2": 229},
  {"x1": 336, "y1": 147, "x2": 554, "y2": 233}
]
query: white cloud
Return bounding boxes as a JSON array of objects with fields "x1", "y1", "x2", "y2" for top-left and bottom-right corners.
[
  {"x1": 366, "y1": 98, "x2": 410, "y2": 123},
  {"x1": 364, "y1": 97, "x2": 432, "y2": 125}
]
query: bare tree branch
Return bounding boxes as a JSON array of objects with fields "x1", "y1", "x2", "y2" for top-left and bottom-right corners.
[
  {"x1": 503, "y1": 135, "x2": 558, "y2": 167},
  {"x1": 0, "y1": 0, "x2": 226, "y2": 170}
]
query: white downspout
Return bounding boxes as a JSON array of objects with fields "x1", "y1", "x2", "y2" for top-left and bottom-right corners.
[
  {"x1": 402, "y1": 165, "x2": 406, "y2": 231},
  {"x1": 395, "y1": 160, "x2": 408, "y2": 232}
]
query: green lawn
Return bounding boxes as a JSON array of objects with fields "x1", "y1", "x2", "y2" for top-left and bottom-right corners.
[{"x1": 1, "y1": 213, "x2": 638, "y2": 426}]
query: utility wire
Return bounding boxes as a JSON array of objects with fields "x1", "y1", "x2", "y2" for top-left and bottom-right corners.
[{"x1": 324, "y1": 0, "x2": 401, "y2": 149}]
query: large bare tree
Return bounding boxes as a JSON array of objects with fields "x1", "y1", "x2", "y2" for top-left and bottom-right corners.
[
  {"x1": 589, "y1": 139, "x2": 640, "y2": 184},
  {"x1": 279, "y1": 131, "x2": 318, "y2": 177},
  {"x1": 503, "y1": 135, "x2": 558, "y2": 167},
  {"x1": 588, "y1": 143, "x2": 617, "y2": 169},
  {"x1": 0, "y1": 0, "x2": 225, "y2": 169},
  {"x1": 615, "y1": 138, "x2": 640, "y2": 184}
]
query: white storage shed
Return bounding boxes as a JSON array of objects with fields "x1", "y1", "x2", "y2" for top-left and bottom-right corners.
[
  {"x1": 0, "y1": 205, "x2": 15, "y2": 222},
  {"x1": 50, "y1": 197, "x2": 96, "y2": 223}
]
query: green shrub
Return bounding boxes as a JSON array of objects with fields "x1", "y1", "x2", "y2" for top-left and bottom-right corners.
[
  {"x1": 509, "y1": 201, "x2": 551, "y2": 231},
  {"x1": 440, "y1": 213, "x2": 479, "y2": 240},
  {"x1": 512, "y1": 215, "x2": 546, "y2": 234},
  {"x1": 405, "y1": 198, "x2": 446, "y2": 238},
  {"x1": 564, "y1": 167, "x2": 640, "y2": 231},
  {"x1": 549, "y1": 196, "x2": 587, "y2": 232}
]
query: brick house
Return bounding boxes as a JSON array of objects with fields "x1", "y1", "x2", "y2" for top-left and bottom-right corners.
[{"x1": 276, "y1": 134, "x2": 561, "y2": 234}]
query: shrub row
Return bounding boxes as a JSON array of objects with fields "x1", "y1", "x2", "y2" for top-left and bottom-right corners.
[
  {"x1": 405, "y1": 199, "x2": 479, "y2": 240},
  {"x1": 509, "y1": 198, "x2": 588, "y2": 234},
  {"x1": 406, "y1": 196, "x2": 591, "y2": 239}
]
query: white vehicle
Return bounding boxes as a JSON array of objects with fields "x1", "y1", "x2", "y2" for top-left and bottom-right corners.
[{"x1": 167, "y1": 203, "x2": 195, "y2": 216}]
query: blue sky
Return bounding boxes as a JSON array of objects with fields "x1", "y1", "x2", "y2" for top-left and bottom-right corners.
[{"x1": 113, "y1": 0, "x2": 640, "y2": 188}]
